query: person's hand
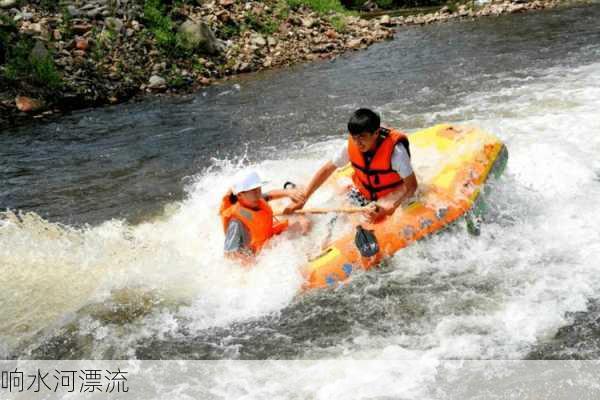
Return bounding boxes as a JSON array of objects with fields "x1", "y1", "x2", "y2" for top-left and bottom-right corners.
[
  {"x1": 285, "y1": 187, "x2": 308, "y2": 204},
  {"x1": 283, "y1": 200, "x2": 306, "y2": 214},
  {"x1": 362, "y1": 203, "x2": 393, "y2": 223}
]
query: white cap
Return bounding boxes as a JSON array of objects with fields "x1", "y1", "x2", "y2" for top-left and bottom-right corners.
[{"x1": 232, "y1": 171, "x2": 264, "y2": 195}]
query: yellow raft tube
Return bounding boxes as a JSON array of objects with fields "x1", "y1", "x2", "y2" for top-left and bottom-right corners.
[{"x1": 299, "y1": 124, "x2": 508, "y2": 290}]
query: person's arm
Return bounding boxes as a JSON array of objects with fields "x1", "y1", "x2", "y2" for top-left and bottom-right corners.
[
  {"x1": 283, "y1": 161, "x2": 338, "y2": 213},
  {"x1": 364, "y1": 173, "x2": 418, "y2": 222},
  {"x1": 379, "y1": 173, "x2": 417, "y2": 211},
  {"x1": 364, "y1": 143, "x2": 418, "y2": 222},
  {"x1": 263, "y1": 189, "x2": 293, "y2": 201}
]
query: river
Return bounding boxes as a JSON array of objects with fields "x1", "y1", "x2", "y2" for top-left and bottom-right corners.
[{"x1": 1, "y1": 2, "x2": 600, "y2": 395}]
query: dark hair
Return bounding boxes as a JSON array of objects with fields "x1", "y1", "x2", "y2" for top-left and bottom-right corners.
[{"x1": 348, "y1": 108, "x2": 380, "y2": 135}]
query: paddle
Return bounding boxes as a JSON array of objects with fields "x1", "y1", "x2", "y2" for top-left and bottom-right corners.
[{"x1": 274, "y1": 207, "x2": 364, "y2": 216}]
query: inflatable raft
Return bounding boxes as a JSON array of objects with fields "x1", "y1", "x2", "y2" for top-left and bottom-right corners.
[{"x1": 300, "y1": 124, "x2": 508, "y2": 290}]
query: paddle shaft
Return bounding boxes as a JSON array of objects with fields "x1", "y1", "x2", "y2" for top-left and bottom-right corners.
[{"x1": 275, "y1": 207, "x2": 364, "y2": 216}]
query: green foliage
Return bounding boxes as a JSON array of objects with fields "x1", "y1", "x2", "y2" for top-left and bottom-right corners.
[
  {"x1": 446, "y1": 1, "x2": 459, "y2": 12},
  {"x1": 244, "y1": 13, "x2": 279, "y2": 35},
  {"x1": 59, "y1": 6, "x2": 73, "y2": 37},
  {"x1": 192, "y1": 59, "x2": 206, "y2": 74},
  {"x1": 286, "y1": 0, "x2": 347, "y2": 15},
  {"x1": 220, "y1": 22, "x2": 240, "y2": 39},
  {"x1": 2, "y1": 37, "x2": 62, "y2": 90},
  {"x1": 39, "y1": 0, "x2": 61, "y2": 11},
  {"x1": 143, "y1": 0, "x2": 191, "y2": 57},
  {"x1": 374, "y1": 0, "x2": 394, "y2": 8},
  {"x1": 328, "y1": 14, "x2": 347, "y2": 32},
  {"x1": 0, "y1": 15, "x2": 16, "y2": 59},
  {"x1": 341, "y1": 0, "x2": 446, "y2": 9},
  {"x1": 274, "y1": 0, "x2": 291, "y2": 19}
]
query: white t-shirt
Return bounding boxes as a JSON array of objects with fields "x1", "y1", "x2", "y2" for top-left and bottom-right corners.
[{"x1": 331, "y1": 143, "x2": 414, "y2": 178}]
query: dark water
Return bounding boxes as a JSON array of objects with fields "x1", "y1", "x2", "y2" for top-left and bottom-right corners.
[
  {"x1": 2, "y1": 5, "x2": 599, "y2": 225},
  {"x1": 2, "y1": 4, "x2": 600, "y2": 364}
]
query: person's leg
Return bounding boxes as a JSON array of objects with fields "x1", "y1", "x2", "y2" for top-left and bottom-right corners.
[{"x1": 288, "y1": 215, "x2": 312, "y2": 235}]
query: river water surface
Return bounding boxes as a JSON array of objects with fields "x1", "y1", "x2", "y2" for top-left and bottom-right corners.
[{"x1": 2, "y1": 3, "x2": 600, "y2": 396}]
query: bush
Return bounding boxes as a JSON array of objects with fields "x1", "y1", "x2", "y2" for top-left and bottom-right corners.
[
  {"x1": 287, "y1": 0, "x2": 347, "y2": 15},
  {"x1": 341, "y1": 0, "x2": 446, "y2": 9},
  {"x1": 244, "y1": 13, "x2": 279, "y2": 35},
  {"x1": 328, "y1": 14, "x2": 347, "y2": 32},
  {"x1": 2, "y1": 37, "x2": 62, "y2": 90},
  {"x1": 374, "y1": 0, "x2": 394, "y2": 8},
  {"x1": 143, "y1": 0, "x2": 191, "y2": 57}
]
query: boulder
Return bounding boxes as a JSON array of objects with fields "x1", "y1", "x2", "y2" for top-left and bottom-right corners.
[
  {"x1": 75, "y1": 37, "x2": 89, "y2": 51},
  {"x1": 178, "y1": 19, "x2": 223, "y2": 55},
  {"x1": 0, "y1": 0, "x2": 16, "y2": 8},
  {"x1": 15, "y1": 96, "x2": 44, "y2": 113},
  {"x1": 148, "y1": 75, "x2": 166, "y2": 90},
  {"x1": 105, "y1": 17, "x2": 124, "y2": 33},
  {"x1": 301, "y1": 17, "x2": 316, "y2": 28},
  {"x1": 72, "y1": 23, "x2": 93, "y2": 34},
  {"x1": 379, "y1": 15, "x2": 393, "y2": 26},
  {"x1": 30, "y1": 40, "x2": 48, "y2": 61},
  {"x1": 348, "y1": 38, "x2": 362, "y2": 49},
  {"x1": 250, "y1": 33, "x2": 266, "y2": 47}
]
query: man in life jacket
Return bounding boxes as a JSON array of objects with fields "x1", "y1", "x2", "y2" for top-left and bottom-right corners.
[
  {"x1": 284, "y1": 108, "x2": 418, "y2": 223},
  {"x1": 220, "y1": 171, "x2": 310, "y2": 259}
]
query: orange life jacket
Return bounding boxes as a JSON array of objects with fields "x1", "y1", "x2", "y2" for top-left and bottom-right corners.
[
  {"x1": 219, "y1": 194, "x2": 288, "y2": 254},
  {"x1": 348, "y1": 128, "x2": 410, "y2": 201}
]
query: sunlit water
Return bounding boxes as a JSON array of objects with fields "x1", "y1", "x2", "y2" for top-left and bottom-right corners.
[{"x1": 1, "y1": 4, "x2": 600, "y2": 397}]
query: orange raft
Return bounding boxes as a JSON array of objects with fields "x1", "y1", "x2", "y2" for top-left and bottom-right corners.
[{"x1": 300, "y1": 124, "x2": 508, "y2": 290}]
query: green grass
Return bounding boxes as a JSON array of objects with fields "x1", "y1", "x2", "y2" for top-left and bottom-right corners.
[
  {"x1": 375, "y1": 0, "x2": 394, "y2": 8},
  {"x1": 143, "y1": 0, "x2": 191, "y2": 57},
  {"x1": 244, "y1": 13, "x2": 279, "y2": 35},
  {"x1": 2, "y1": 37, "x2": 62, "y2": 90},
  {"x1": 328, "y1": 14, "x2": 347, "y2": 32},
  {"x1": 286, "y1": 0, "x2": 347, "y2": 15}
]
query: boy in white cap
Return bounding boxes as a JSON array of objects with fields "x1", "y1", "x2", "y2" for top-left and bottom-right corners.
[{"x1": 219, "y1": 171, "x2": 310, "y2": 259}]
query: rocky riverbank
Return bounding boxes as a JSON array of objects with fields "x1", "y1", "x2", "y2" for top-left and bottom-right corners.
[{"x1": 0, "y1": 0, "x2": 580, "y2": 130}]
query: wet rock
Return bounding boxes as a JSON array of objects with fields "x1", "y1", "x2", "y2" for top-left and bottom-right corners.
[
  {"x1": 216, "y1": 10, "x2": 231, "y2": 23},
  {"x1": 314, "y1": 42, "x2": 336, "y2": 53},
  {"x1": 75, "y1": 37, "x2": 89, "y2": 51},
  {"x1": 348, "y1": 38, "x2": 362, "y2": 49},
  {"x1": 0, "y1": 0, "x2": 16, "y2": 8},
  {"x1": 325, "y1": 29, "x2": 337, "y2": 39},
  {"x1": 250, "y1": 33, "x2": 266, "y2": 47},
  {"x1": 86, "y1": 8, "x2": 104, "y2": 19},
  {"x1": 148, "y1": 75, "x2": 166, "y2": 90},
  {"x1": 16, "y1": 11, "x2": 33, "y2": 21},
  {"x1": 379, "y1": 15, "x2": 392, "y2": 26},
  {"x1": 105, "y1": 17, "x2": 124, "y2": 33},
  {"x1": 178, "y1": 19, "x2": 223, "y2": 55},
  {"x1": 30, "y1": 40, "x2": 48, "y2": 61},
  {"x1": 361, "y1": 0, "x2": 379, "y2": 11},
  {"x1": 15, "y1": 96, "x2": 44, "y2": 113},
  {"x1": 66, "y1": 5, "x2": 80, "y2": 17},
  {"x1": 72, "y1": 23, "x2": 93, "y2": 34},
  {"x1": 301, "y1": 17, "x2": 316, "y2": 28},
  {"x1": 20, "y1": 22, "x2": 47, "y2": 38}
]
